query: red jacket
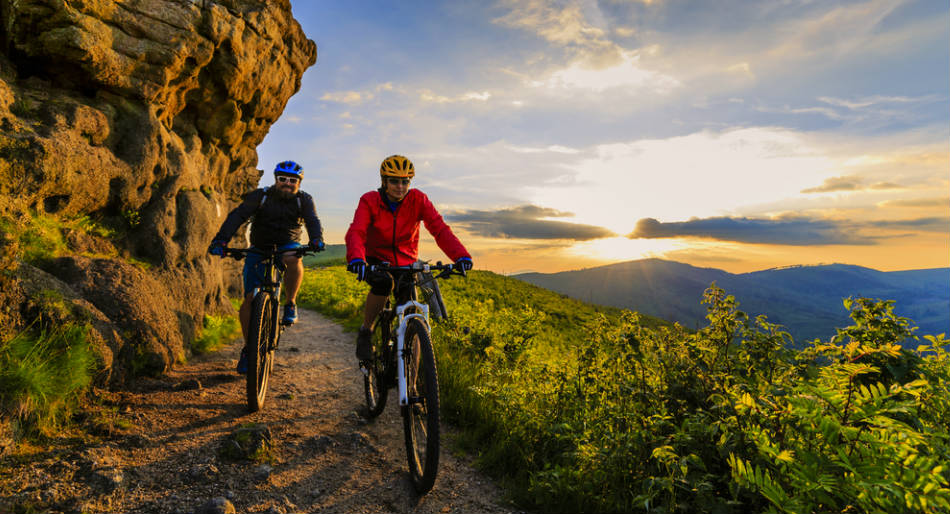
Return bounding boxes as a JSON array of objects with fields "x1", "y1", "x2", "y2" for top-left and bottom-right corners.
[{"x1": 345, "y1": 189, "x2": 470, "y2": 266}]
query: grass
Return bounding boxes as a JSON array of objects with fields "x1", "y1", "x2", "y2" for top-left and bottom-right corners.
[
  {"x1": 0, "y1": 324, "x2": 96, "y2": 438},
  {"x1": 0, "y1": 212, "x2": 120, "y2": 266},
  {"x1": 301, "y1": 243, "x2": 347, "y2": 268},
  {"x1": 294, "y1": 263, "x2": 950, "y2": 513},
  {"x1": 192, "y1": 313, "x2": 240, "y2": 355}
]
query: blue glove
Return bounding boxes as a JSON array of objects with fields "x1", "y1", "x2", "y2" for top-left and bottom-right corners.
[
  {"x1": 208, "y1": 240, "x2": 226, "y2": 257},
  {"x1": 309, "y1": 240, "x2": 325, "y2": 252},
  {"x1": 347, "y1": 259, "x2": 366, "y2": 281},
  {"x1": 455, "y1": 256, "x2": 473, "y2": 273}
]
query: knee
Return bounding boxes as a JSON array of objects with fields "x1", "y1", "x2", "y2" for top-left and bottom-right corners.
[{"x1": 282, "y1": 254, "x2": 301, "y2": 268}]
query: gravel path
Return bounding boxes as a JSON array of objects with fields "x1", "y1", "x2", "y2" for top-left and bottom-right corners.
[{"x1": 1, "y1": 308, "x2": 520, "y2": 514}]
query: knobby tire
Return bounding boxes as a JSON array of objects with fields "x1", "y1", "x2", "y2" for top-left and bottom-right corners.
[
  {"x1": 402, "y1": 318, "x2": 440, "y2": 493},
  {"x1": 246, "y1": 293, "x2": 274, "y2": 412},
  {"x1": 363, "y1": 313, "x2": 392, "y2": 418}
]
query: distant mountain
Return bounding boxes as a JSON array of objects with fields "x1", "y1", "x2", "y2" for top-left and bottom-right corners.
[{"x1": 516, "y1": 259, "x2": 949, "y2": 345}]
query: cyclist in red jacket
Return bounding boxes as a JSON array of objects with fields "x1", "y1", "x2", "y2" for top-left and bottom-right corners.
[{"x1": 345, "y1": 155, "x2": 473, "y2": 361}]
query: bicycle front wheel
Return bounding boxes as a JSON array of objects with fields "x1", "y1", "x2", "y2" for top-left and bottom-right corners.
[
  {"x1": 363, "y1": 314, "x2": 392, "y2": 418},
  {"x1": 246, "y1": 293, "x2": 275, "y2": 412},
  {"x1": 402, "y1": 318, "x2": 440, "y2": 493}
]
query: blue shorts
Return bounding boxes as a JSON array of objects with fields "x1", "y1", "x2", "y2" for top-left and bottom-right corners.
[{"x1": 242, "y1": 242, "x2": 303, "y2": 297}]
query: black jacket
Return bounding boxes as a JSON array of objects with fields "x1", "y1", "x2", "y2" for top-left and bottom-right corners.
[{"x1": 213, "y1": 187, "x2": 323, "y2": 247}]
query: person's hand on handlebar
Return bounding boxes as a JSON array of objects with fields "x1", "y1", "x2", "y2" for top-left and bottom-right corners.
[
  {"x1": 347, "y1": 259, "x2": 366, "y2": 281},
  {"x1": 208, "y1": 240, "x2": 226, "y2": 257},
  {"x1": 454, "y1": 256, "x2": 473, "y2": 274},
  {"x1": 308, "y1": 240, "x2": 325, "y2": 252}
]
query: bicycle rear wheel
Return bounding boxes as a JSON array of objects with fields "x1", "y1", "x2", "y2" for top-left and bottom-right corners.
[
  {"x1": 402, "y1": 318, "x2": 440, "y2": 493},
  {"x1": 363, "y1": 313, "x2": 392, "y2": 418},
  {"x1": 246, "y1": 292, "x2": 275, "y2": 412}
]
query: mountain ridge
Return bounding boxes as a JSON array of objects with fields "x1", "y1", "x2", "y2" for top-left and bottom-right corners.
[{"x1": 516, "y1": 258, "x2": 949, "y2": 344}]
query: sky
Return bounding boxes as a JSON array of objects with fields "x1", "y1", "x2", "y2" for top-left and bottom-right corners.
[{"x1": 257, "y1": 0, "x2": 949, "y2": 274}]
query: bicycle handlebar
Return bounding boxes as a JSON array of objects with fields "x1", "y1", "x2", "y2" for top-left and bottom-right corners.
[
  {"x1": 369, "y1": 261, "x2": 467, "y2": 279},
  {"x1": 221, "y1": 245, "x2": 319, "y2": 261}
]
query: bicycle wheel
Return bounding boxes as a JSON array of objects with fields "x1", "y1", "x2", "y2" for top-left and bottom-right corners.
[
  {"x1": 363, "y1": 313, "x2": 392, "y2": 418},
  {"x1": 246, "y1": 292, "x2": 275, "y2": 412},
  {"x1": 402, "y1": 318, "x2": 440, "y2": 493}
]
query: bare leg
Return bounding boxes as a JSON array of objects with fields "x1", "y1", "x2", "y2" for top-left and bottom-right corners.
[
  {"x1": 362, "y1": 292, "x2": 388, "y2": 330},
  {"x1": 281, "y1": 253, "x2": 303, "y2": 304}
]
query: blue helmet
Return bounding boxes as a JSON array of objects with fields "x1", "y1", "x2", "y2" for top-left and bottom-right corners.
[{"x1": 274, "y1": 160, "x2": 303, "y2": 178}]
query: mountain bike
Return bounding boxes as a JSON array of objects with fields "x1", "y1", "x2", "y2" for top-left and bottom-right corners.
[
  {"x1": 222, "y1": 245, "x2": 318, "y2": 412},
  {"x1": 360, "y1": 260, "x2": 465, "y2": 493}
]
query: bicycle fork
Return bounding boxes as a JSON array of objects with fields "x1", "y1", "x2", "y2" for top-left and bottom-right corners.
[{"x1": 395, "y1": 301, "x2": 430, "y2": 407}]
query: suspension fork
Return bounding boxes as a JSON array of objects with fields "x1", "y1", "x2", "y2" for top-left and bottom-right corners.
[{"x1": 395, "y1": 301, "x2": 430, "y2": 406}]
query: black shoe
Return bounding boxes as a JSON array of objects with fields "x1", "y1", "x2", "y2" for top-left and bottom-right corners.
[
  {"x1": 356, "y1": 327, "x2": 373, "y2": 361},
  {"x1": 236, "y1": 348, "x2": 248, "y2": 374}
]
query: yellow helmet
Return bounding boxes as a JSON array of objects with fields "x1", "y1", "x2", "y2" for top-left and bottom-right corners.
[{"x1": 380, "y1": 155, "x2": 415, "y2": 179}]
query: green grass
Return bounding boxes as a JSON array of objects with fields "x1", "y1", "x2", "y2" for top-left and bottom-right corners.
[
  {"x1": 301, "y1": 243, "x2": 347, "y2": 267},
  {"x1": 0, "y1": 212, "x2": 120, "y2": 266},
  {"x1": 0, "y1": 324, "x2": 96, "y2": 437},
  {"x1": 192, "y1": 314, "x2": 240, "y2": 355},
  {"x1": 296, "y1": 264, "x2": 950, "y2": 513}
]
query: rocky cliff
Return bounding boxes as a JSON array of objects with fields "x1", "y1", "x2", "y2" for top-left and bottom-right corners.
[{"x1": 0, "y1": 0, "x2": 315, "y2": 383}]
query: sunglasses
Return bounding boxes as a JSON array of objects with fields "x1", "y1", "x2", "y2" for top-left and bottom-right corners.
[
  {"x1": 387, "y1": 178, "x2": 411, "y2": 186},
  {"x1": 277, "y1": 176, "x2": 299, "y2": 185}
]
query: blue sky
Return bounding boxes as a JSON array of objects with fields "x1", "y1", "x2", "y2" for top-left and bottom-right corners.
[{"x1": 257, "y1": 0, "x2": 949, "y2": 273}]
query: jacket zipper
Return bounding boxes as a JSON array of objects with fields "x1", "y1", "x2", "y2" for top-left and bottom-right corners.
[{"x1": 390, "y1": 203, "x2": 399, "y2": 265}]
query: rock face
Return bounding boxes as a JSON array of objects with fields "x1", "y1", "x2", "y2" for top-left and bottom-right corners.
[{"x1": 0, "y1": 0, "x2": 316, "y2": 383}]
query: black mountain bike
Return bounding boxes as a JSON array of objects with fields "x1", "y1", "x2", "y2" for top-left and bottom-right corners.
[
  {"x1": 223, "y1": 245, "x2": 317, "y2": 412},
  {"x1": 361, "y1": 261, "x2": 465, "y2": 494}
]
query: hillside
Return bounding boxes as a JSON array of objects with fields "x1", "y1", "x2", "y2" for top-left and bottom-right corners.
[
  {"x1": 292, "y1": 264, "x2": 950, "y2": 513},
  {"x1": 517, "y1": 259, "x2": 950, "y2": 344}
]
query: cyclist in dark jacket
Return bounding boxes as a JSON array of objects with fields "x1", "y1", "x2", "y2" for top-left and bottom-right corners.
[
  {"x1": 344, "y1": 155, "x2": 472, "y2": 362},
  {"x1": 208, "y1": 160, "x2": 325, "y2": 373}
]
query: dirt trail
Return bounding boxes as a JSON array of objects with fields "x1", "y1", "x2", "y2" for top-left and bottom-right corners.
[{"x1": 3, "y1": 308, "x2": 520, "y2": 514}]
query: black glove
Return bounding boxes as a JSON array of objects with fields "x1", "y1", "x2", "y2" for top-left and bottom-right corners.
[
  {"x1": 347, "y1": 259, "x2": 366, "y2": 281},
  {"x1": 455, "y1": 257, "x2": 473, "y2": 273},
  {"x1": 208, "y1": 240, "x2": 226, "y2": 257},
  {"x1": 309, "y1": 240, "x2": 325, "y2": 252}
]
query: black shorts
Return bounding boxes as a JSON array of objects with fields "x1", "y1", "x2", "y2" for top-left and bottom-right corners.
[{"x1": 365, "y1": 258, "x2": 414, "y2": 303}]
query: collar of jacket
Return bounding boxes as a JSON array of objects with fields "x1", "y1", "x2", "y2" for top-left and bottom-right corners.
[{"x1": 376, "y1": 187, "x2": 404, "y2": 212}]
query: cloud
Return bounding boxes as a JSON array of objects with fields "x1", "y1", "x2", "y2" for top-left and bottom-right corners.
[
  {"x1": 868, "y1": 182, "x2": 902, "y2": 190},
  {"x1": 868, "y1": 216, "x2": 950, "y2": 232},
  {"x1": 492, "y1": 0, "x2": 623, "y2": 67},
  {"x1": 447, "y1": 205, "x2": 616, "y2": 240},
  {"x1": 320, "y1": 91, "x2": 369, "y2": 105},
  {"x1": 878, "y1": 196, "x2": 950, "y2": 208},
  {"x1": 419, "y1": 89, "x2": 492, "y2": 104},
  {"x1": 529, "y1": 127, "x2": 838, "y2": 233},
  {"x1": 801, "y1": 175, "x2": 864, "y2": 193},
  {"x1": 628, "y1": 216, "x2": 875, "y2": 246},
  {"x1": 801, "y1": 175, "x2": 909, "y2": 194},
  {"x1": 818, "y1": 95, "x2": 943, "y2": 110},
  {"x1": 319, "y1": 83, "x2": 395, "y2": 105},
  {"x1": 531, "y1": 50, "x2": 681, "y2": 93}
]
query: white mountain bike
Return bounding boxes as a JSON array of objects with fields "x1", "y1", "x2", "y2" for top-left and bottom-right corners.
[{"x1": 360, "y1": 261, "x2": 464, "y2": 493}]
